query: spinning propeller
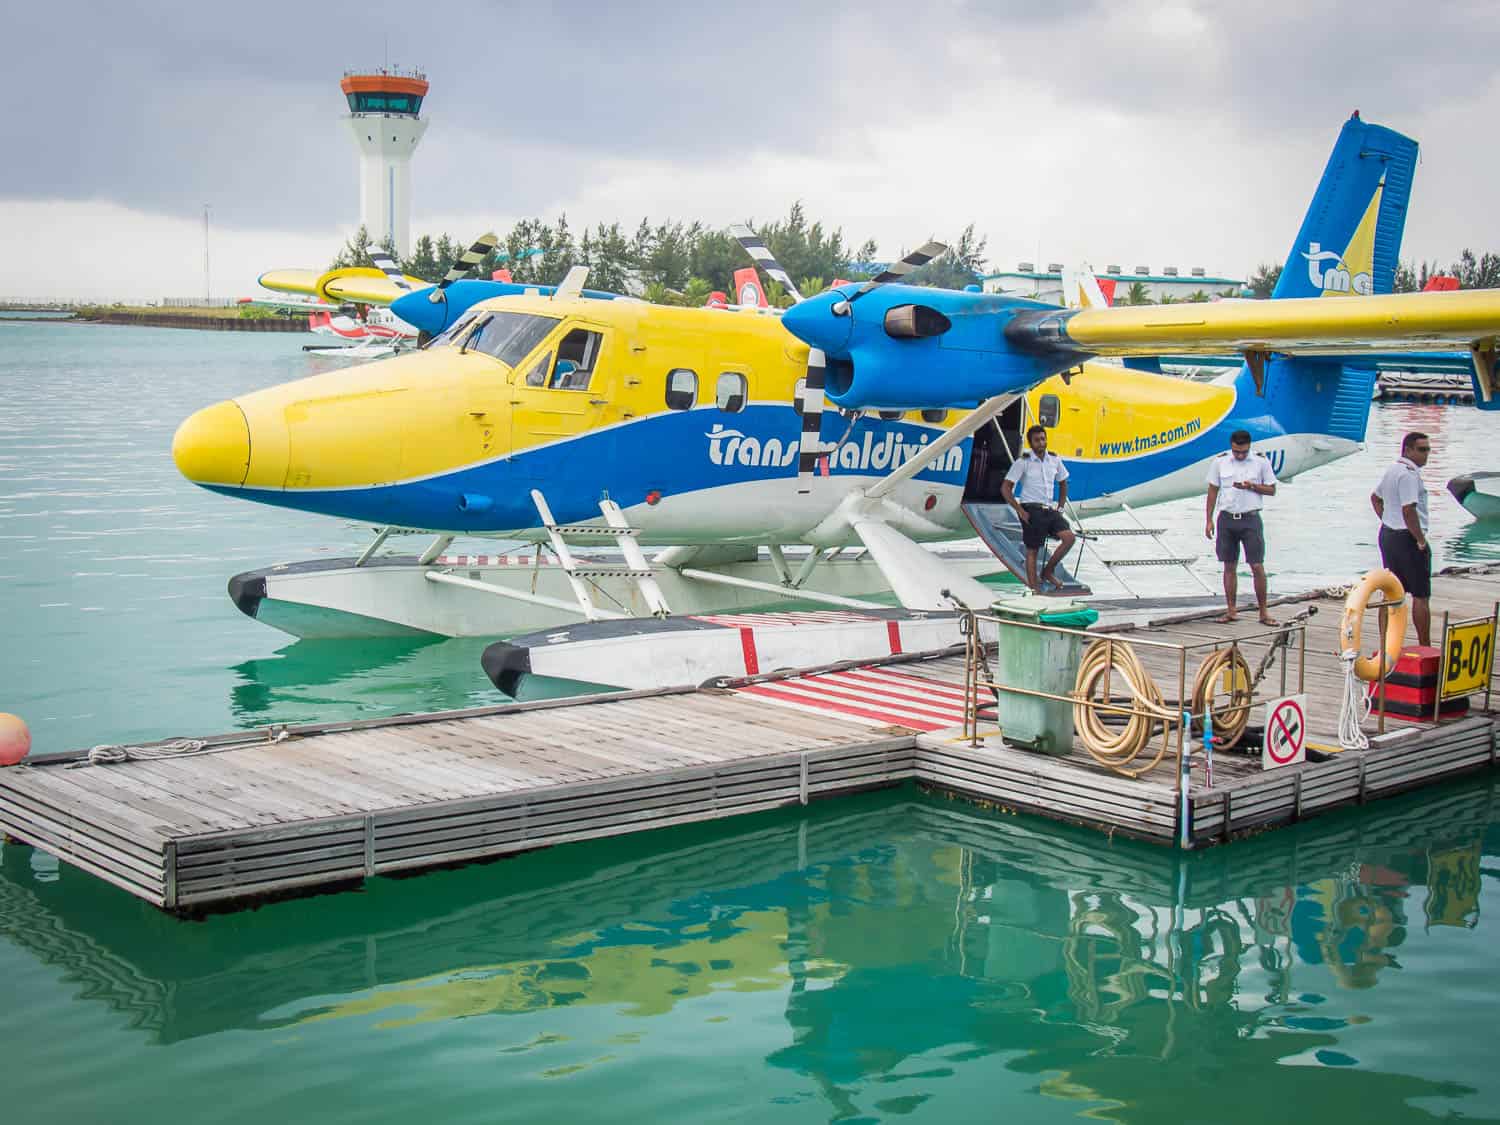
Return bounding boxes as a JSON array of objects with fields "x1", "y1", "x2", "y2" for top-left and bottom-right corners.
[{"x1": 730, "y1": 225, "x2": 947, "y2": 493}]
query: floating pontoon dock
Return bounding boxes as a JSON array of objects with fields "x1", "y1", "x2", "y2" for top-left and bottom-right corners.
[{"x1": 4, "y1": 570, "x2": 1499, "y2": 913}]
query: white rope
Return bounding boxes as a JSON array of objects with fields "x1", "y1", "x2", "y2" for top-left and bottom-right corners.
[
  {"x1": 66, "y1": 728, "x2": 289, "y2": 769},
  {"x1": 1338, "y1": 651, "x2": 1371, "y2": 751}
]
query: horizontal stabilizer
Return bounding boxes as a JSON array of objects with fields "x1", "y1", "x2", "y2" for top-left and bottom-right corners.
[{"x1": 851, "y1": 519, "x2": 996, "y2": 611}]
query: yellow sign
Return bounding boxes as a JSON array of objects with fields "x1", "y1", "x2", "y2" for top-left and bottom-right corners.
[{"x1": 1440, "y1": 617, "x2": 1497, "y2": 700}]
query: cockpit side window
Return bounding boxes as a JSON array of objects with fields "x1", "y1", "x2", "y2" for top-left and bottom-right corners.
[
  {"x1": 468, "y1": 312, "x2": 562, "y2": 367},
  {"x1": 548, "y1": 328, "x2": 603, "y2": 390}
]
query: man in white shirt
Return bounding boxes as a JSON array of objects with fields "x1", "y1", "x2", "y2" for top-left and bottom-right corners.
[
  {"x1": 1204, "y1": 429, "x2": 1279, "y2": 625},
  {"x1": 1001, "y1": 424, "x2": 1076, "y2": 592},
  {"x1": 1370, "y1": 431, "x2": 1433, "y2": 645}
]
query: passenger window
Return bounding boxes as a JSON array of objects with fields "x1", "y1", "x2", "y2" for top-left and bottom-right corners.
[
  {"x1": 467, "y1": 312, "x2": 560, "y2": 366},
  {"x1": 878, "y1": 410, "x2": 904, "y2": 421},
  {"x1": 1038, "y1": 394, "x2": 1061, "y2": 428},
  {"x1": 666, "y1": 368, "x2": 697, "y2": 410},
  {"x1": 522, "y1": 351, "x2": 552, "y2": 388},
  {"x1": 921, "y1": 408, "x2": 948, "y2": 424},
  {"x1": 548, "y1": 327, "x2": 603, "y2": 390},
  {"x1": 716, "y1": 372, "x2": 747, "y2": 413}
]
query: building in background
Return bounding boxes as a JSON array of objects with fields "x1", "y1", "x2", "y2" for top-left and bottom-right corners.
[
  {"x1": 983, "y1": 262, "x2": 1245, "y2": 304},
  {"x1": 341, "y1": 68, "x2": 429, "y2": 258}
]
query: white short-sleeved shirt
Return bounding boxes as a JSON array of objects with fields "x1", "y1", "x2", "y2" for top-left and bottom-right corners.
[
  {"x1": 1375, "y1": 457, "x2": 1428, "y2": 533},
  {"x1": 1005, "y1": 450, "x2": 1069, "y2": 505},
  {"x1": 1205, "y1": 450, "x2": 1277, "y2": 514}
]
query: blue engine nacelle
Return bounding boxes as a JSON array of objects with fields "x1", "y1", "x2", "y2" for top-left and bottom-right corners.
[
  {"x1": 392, "y1": 279, "x2": 622, "y2": 337},
  {"x1": 780, "y1": 285, "x2": 1079, "y2": 410}
]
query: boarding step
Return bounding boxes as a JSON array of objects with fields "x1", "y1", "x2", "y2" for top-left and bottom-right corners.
[
  {"x1": 1067, "y1": 501, "x2": 1215, "y2": 599},
  {"x1": 960, "y1": 501, "x2": 1090, "y2": 596},
  {"x1": 528, "y1": 489, "x2": 672, "y2": 620}
]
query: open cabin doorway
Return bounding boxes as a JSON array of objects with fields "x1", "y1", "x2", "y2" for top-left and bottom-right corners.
[{"x1": 961, "y1": 397, "x2": 1026, "y2": 503}]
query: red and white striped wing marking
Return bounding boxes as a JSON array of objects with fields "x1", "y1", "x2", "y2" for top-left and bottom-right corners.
[{"x1": 736, "y1": 666, "x2": 969, "y2": 731}]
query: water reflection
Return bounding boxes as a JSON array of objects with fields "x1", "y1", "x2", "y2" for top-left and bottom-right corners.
[
  {"x1": 1, "y1": 783, "x2": 1496, "y2": 1121},
  {"x1": 227, "y1": 637, "x2": 495, "y2": 725}
]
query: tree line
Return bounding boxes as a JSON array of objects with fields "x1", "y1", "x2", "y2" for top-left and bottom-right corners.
[{"x1": 330, "y1": 204, "x2": 990, "y2": 306}]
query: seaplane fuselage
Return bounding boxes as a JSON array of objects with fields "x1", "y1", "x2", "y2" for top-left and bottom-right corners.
[{"x1": 172, "y1": 290, "x2": 1365, "y2": 546}]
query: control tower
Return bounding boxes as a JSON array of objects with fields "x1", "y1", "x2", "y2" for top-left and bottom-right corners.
[{"x1": 341, "y1": 68, "x2": 429, "y2": 258}]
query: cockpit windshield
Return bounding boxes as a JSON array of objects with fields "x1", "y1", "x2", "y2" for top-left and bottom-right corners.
[
  {"x1": 428, "y1": 310, "x2": 482, "y2": 348},
  {"x1": 465, "y1": 313, "x2": 561, "y2": 368}
]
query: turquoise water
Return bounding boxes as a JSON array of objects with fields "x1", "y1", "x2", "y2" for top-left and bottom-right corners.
[
  {"x1": 4, "y1": 784, "x2": 1499, "y2": 1123},
  {"x1": 4, "y1": 321, "x2": 1500, "y2": 1122}
]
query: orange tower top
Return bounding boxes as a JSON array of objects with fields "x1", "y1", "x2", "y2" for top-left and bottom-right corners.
[{"x1": 340, "y1": 68, "x2": 428, "y2": 116}]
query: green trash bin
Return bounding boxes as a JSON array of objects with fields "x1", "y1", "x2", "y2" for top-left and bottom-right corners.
[{"x1": 991, "y1": 597, "x2": 1099, "y2": 755}]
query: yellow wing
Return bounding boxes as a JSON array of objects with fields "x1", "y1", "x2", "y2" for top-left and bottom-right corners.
[
  {"x1": 1058, "y1": 290, "x2": 1500, "y2": 355},
  {"x1": 256, "y1": 266, "x2": 427, "y2": 306}
]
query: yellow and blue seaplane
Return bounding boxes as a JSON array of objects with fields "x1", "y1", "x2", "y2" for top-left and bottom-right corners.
[{"x1": 174, "y1": 114, "x2": 1500, "y2": 694}]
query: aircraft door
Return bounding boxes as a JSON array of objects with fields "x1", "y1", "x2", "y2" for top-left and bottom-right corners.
[{"x1": 508, "y1": 323, "x2": 619, "y2": 491}]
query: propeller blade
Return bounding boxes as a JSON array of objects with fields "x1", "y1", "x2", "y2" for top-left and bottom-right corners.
[
  {"x1": 729, "y1": 224, "x2": 804, "y2": 304},
  {"x1": 369, "y1": 251, "x2": 412, "y2": 291},
  {"x1": 429, "y1": 232, "x2": 499, "y2": 303},
  {"x1": 796, "y1": 348, "x2": 828, "y2": 494},
  {"x1": 851, "y1": 241, "x2": 947, "y2": 298}
]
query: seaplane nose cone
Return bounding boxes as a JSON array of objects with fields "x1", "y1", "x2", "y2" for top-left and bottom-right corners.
[
  {"x1": 782, "y1": 293, "x2": 854, "y2": 357},
  {"x1": 172, "y1": 400, "x2": 251, "y2": 486}
]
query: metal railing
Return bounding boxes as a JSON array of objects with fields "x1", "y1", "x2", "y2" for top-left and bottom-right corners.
[{"x1": 957, "y1": 608, "x2": 1309, "y2": 790}]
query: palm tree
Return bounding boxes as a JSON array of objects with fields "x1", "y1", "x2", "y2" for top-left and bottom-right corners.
[
  {"x1": 1123, "y1": 281, "x2": 1149, "y2": 306},
  {"x1": 681, "y1": 278, "x2": 713, "y2": 307},
  {"x1": 1186, "y1": 289, "x2": 1210, "y2": 303}
]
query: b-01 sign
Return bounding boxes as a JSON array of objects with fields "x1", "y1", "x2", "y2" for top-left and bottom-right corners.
[{"x1": 1440, "y1": 616, "x2": 1498, "y2": 700}]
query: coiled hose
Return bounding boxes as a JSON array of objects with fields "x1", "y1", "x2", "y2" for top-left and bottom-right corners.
[
  {"x1": 1190, "y1": 646, "x2": 1255, "y2": 751},
  {"x1": 1074, "y1": 640, "x2": 1256, "y2": 775},
  {"x1": 1073, "y1": 639, "x2": 1176, "y2": 776}
]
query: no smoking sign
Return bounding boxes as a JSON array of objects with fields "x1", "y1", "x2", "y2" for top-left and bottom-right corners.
[{"x1": 1262, "y1": 694, "x2": 1307, "y2": 770}]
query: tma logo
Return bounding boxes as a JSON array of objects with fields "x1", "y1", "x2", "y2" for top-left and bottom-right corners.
[{"x1": 1303, "y1": 242, "x2": 1373, "y2": 296}]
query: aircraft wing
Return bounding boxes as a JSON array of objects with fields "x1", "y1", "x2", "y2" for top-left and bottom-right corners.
[
  {"x1": 257, "y1": 267, "x2": 426, "y2": 307},
  {"x1": 1048, "y1": 290, "x2": 1500, "y2": 356}
]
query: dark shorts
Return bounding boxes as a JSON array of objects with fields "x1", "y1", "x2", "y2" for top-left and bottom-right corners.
[
  {"x1": 1379, "y1": 525, "x2": 1432, "y2": 598},
  {"x1": 1215, "y1": 510, "x2": 1266, "y2": 566},
  {"x1": 1021, "y1": 504, "x2": 1071, "y2": 551}
]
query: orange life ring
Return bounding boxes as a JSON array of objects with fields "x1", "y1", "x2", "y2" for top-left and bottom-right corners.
[{"x1": 1339, "y1": 569, "x2": 1408, "y2": 682}]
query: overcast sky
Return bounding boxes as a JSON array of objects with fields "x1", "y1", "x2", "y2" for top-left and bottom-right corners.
[{"x1": 4, "y1": 0, "x2": 1498, "y2": 300}]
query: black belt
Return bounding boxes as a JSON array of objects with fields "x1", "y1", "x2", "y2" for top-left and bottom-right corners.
[{"x1": 1220, "y1": 510, "x2": 1261, "y2": 521}]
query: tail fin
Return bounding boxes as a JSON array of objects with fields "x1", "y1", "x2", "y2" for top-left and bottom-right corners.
[
  {"x1": 1271, "y1": 112, "x2": 1419, "y2": 300},
  {"x1": 1247, "y1": 117, "x2": 1419, "y2": 452}
]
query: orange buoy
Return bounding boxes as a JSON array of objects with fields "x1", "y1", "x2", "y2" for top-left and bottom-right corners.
[{"x1": 0, "y1": 713, "x2": 31, "y2": 766}]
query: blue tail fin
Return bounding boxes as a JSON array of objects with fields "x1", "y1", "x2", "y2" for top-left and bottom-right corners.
[
  {"x1": 1233, "y1": 117, "x2": 1419, "y2": 451},
  {"x1": 1271, "y1": 112, "x2": 1419, "y2": 300}
]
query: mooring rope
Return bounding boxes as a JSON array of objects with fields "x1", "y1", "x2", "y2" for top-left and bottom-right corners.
[
  {"x1": 1338, "y1": 652, "x2": 1372, "y2": 751},
  {"x1": 66, "y1": 728, "x2": 289, "y2": 769}
]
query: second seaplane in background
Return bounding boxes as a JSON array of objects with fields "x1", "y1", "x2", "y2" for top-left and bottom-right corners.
[{"x1": 175, "y1": 114, "x2": 1500, "y2": 695}]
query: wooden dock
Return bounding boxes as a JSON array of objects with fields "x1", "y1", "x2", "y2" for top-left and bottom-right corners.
[{"x1": 4, "y1": 569, "x2": 1499, "y2": 913}]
